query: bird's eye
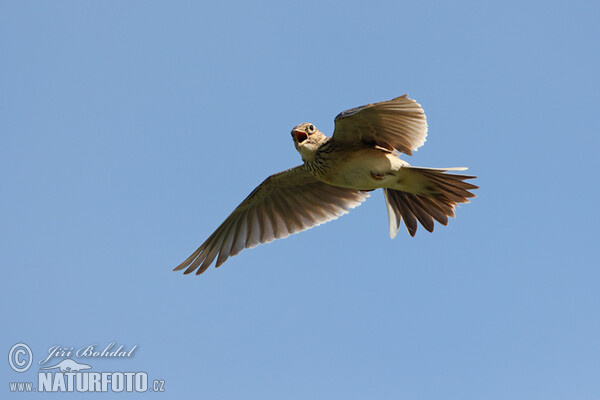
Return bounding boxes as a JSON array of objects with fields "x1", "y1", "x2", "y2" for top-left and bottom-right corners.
[{"x1": 308, "y1": 124, "x2": 315, "y2": 132}]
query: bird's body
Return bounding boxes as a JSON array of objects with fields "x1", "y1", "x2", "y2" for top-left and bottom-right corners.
[
  {"x1": 174, "y1": 95, "x2": 478, "y2": 275},
  {"x1": 306, "y1": 139, "x2": 406, "y2": 190}
]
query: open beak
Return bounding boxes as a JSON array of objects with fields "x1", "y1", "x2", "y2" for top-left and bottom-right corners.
[{"x1": 293, "y1": 130, "x2": 308, "y2": 143}]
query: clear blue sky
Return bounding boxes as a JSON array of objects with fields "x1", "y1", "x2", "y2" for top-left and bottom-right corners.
[{"x1": 2, "y1": 1, "x2": 599, "y2": 399}]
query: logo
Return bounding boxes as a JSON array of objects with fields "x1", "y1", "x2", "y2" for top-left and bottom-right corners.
[
  {"x1": 8, "y1": 343, "x2": 33, "y2": 373},
  {"x1": 7, "y1": 342, "x2": 165, "y2": 394},
  {"x1": 39, "y1": 359, "x2": 91, "y2": 372}
]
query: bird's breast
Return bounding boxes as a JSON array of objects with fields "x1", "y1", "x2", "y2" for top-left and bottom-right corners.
[{"x1": 308, "y1": 147, "x2": 406, "y2": 190}]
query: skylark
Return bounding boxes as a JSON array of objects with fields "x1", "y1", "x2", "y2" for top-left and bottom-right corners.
[{"x1": 174, "y1": 95, "x2": 478, "y2": 275}]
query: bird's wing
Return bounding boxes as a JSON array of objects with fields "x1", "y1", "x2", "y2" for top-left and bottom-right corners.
[
  {"x1": 174, "y1": 165, "x2": 369, "y2": 275},
  {"x1": 332, "y1": 95, "x2": 428, "y2": 155}
]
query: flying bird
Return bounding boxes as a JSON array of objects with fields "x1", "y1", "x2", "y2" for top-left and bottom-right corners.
[{"x1": 174, "y1": 95, "x2": 478, "y2": 275}]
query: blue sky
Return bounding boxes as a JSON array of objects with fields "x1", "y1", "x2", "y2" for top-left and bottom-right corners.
[{"x1": 2, "y1": 1, "x2": 599, "y2": 398}]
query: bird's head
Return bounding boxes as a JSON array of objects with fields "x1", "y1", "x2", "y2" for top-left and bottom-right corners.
[{"x1": 291, "y1": 123, "x2": 327, "y2": 161}]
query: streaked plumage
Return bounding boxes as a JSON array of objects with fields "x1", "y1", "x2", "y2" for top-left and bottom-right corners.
[{"x1": 174, "y1": 95, "x2": 478, "y2": 275}]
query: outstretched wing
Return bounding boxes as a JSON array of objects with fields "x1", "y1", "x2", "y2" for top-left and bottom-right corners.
[
  {"x1": 174, "y1": 165, "x2": 369, "y2": 275},
  {"x1": 332, "y1": 95, "x2": 428, "y2": 155}
]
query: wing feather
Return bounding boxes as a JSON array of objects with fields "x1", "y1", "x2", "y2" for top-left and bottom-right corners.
[
  {"x1": 332, "y1": 95, "x2": 428, "y2": 155},
  {"x1": 230, "y1": 215, "x2": 248, "y2": 256},
  {"x1": 174, "y1": 165, "x2": 369, "y2": 275},
  {"x1": 247, "y1": 207, "x2": 262, "y2": 248}
]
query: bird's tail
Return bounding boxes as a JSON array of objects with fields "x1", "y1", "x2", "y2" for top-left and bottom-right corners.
[{"x1": 383, "y1": 167, "x2": 478, "y2": 238}]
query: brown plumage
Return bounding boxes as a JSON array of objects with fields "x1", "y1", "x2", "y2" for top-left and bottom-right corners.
[{"x1": 174, "y1": 95, "x2": 478, "y2": 275}]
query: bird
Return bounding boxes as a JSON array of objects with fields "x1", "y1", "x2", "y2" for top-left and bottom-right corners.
[{"x1": 174, "y1": 95, "x2": 478, "y2": 275}]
